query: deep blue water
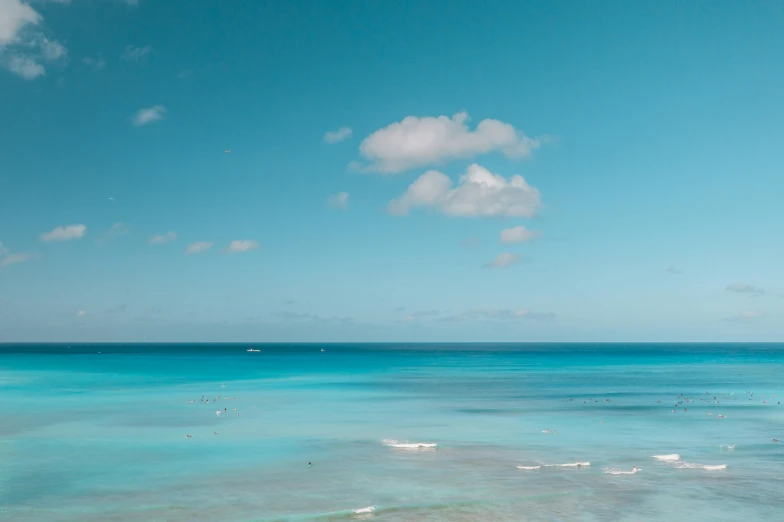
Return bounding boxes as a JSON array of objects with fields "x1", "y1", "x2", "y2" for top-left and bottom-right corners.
[{"x1": 1, "y1": 343, "x2": 783, "y2": 521}]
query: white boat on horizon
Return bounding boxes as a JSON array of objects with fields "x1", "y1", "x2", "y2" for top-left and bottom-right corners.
[{"x1": 247, "y1": 348, "x2": 260, "y2": 352}]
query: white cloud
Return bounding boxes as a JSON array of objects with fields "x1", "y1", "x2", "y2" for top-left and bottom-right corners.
[
  {"x1": 132, "y1": 105, "x2": 166, "y2": 126},
  {"x1": 324, "y1": 126, "x2": 352, "y2": 144},
  {"x1": 358, "y1": 112, "x2": 544, "y2": 173},
  {"x1": 225, "y1": 240, "x2": 260, "y2": 253},
  {"x1": 389, "y1": 164, "x2": 541, "y2": 218},
  {"x1": 484, "y1": 252, "x2": 522, "y2": 269},
  {"x1": 328, "y1": 192, "x2": 350, "y2": 209},
  {"x1": 665, "y1": 266, "x2": 682, "y2": 275},
  {"x1": 726, "y1": 283, "x2": 765, "y2": 296},
  {"x1": 0, "y1": 0, "x2": 41, "y2": 46},
  {"x1": 40, "y1": 224, "x2": 86, "y2": 242},
  {"x1": 149, "y1": 231, "x2": 176, "y2": 244},
  {"x1": 185, "y1": 241, "x2": 213, "y2": 254},
  {"x1": 6, "y1": 54, "x2": 44, "y2": 78},
  {"x1": 122, "y1": 44, "x2": 151, "y2": 61},
  {"x1": 82, "y1": 55, "x2": 105, "y2": 70},
  {"x1": 76, "y1": 310, "x2": 86, "y2": 317},
  {"x1": 0, "y1": 241, "x2": 7, "y2": 257},
  {"x1": 500, "y1": 225, "x2": 540, "y2": 244}
]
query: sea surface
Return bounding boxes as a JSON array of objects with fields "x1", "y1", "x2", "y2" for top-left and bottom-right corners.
[{"x1": 1, "y1": 343, "x2": 783, "y2": 521}]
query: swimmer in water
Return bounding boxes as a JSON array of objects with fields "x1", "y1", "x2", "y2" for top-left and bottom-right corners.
[
  {"x1": 543, "y1": 429, "x2": 550, "y2": 434},
  {"x1": 632, "y1": 466, "x2": 638, "y2": 472},
  {"x1": 308, "y1": 462, "x2": 312, "y2": 466}
]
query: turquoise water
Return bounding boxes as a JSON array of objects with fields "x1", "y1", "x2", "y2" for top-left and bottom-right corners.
[{"x1": 1, "y1": 344, "x2": 783, "y2": 521}]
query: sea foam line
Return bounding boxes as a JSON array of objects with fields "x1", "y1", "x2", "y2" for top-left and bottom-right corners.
[
  {"x1": 603, "y1": 468, "x2": 641, "y2": 475},
  {"x1": 543, "y1": 461, "x2": 590, "y2": 468},
  {"x1": 675, "y1": 462, "x2": 727, "y2": 471},
  {"x1": 382, "y1": 439, "x2": 437, "y2": 449},
  {"x1": 651, "y1": 454, "x2": 680, "y2": 462}
]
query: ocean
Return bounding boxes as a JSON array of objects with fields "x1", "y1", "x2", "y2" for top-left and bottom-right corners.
[{"x1": 1, "y1": 343, "x2": 783, "y2": 521}]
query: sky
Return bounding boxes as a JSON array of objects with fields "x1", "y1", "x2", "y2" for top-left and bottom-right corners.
[{"x1": 1, "y1": 0, "x2": 783, "y2": 342}]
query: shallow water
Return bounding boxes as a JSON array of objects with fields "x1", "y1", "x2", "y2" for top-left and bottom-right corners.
[{"x1": 1, "y1": 344, "x2": 783, "y2": 521}]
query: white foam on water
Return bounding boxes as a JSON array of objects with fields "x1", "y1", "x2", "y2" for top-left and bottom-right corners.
[
  {"x1": 675, "y1": 462, "x2": 727, "y2": 470},
  {"x1": 516, "y1": 465, "x2": 541, "y2": 470},
  {"x1": 545, "y1": 461, "x2": 591, "y2": 468},
  {"x1": 382, "y1": 439, "x2": 437, "y2": 449},
  {"x1": 651, "y1": 454, "x2": 680, "y2": 462},
  {"x1": 720, "y1": 444, "x2": 735, "y2": 451},
  {"x1": 353, "y1": 506, "x2": 375, "y2": 514},
  {"x1": 603, "y1": 468, "x2": 641, "y2": 475}
]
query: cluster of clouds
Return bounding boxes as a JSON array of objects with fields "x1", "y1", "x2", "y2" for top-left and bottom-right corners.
[
  {"x1": 0, "y1": 221, "x2": 260, "y2": 270},
  {"x1": 1, "y1": 1, "x2": 163, "y2": 132},
  {"x1": 0, "y1": 0, "x2": 139, "y2": 80},
  {"x1": 325, "y1": 112, "x2": 547, "y2": 269}
]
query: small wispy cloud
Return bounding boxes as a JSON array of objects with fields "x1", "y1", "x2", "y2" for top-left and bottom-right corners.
[
  {"x1": 724, "y1": 310, "x2": 765, "y2": 323},
  {"x1": 665, "y1": 266, "x2": 682, "y2": 275},
  {"x1": 461, "y1": 237, "x2": 481, "y2": 247},
  {"x1": 0, "y1": 252, "x2": 36, "y2": 268},
  {"x1": 225, "y1": 240, "x2": 260, "y2": 253},
  {"x1": 327, "y1": 192, "x2": 350, "y2": 210},
  {"x1": 76, "y1": 310, "x2": 86, "y2": 317},
  {"x1": 40, "y1": 224, "x2": 86, "y2": 242},
  {"x1": 484, "y1": 253, "x2": 523, "y2": 269},
  {"x1": 98, "y1": 222, "x2": 130, "y2": 243},
  {"x1": 324, "y1": 127, "x2": 352, "y2": 144},
  {"x1": 726, "y1": 283, "x2": 765, "y2": 296},
  {"x1": 439, "y1": 308, "x2": 555, "y2": 323},
  {"x1": 399, "y1": 310, "x2": 439, "y2": 322},
  {"x1": 500, "y1": 226, "x2": 540, "y2": 244},
  {"x1": 132, "y1": 105, "x2": 166, "y2": 126},
  {"x1": 7, "y1": 55, "x2": 45, "y2": 79},
  {"x1": 122, "y1": 44, "x2": 152, "y2": 61},
  {"x1": 185, "y1": 241, "x2": 213, "y2": 254},
  {"x1": 149, "y1": 231, "x2": 176, "y2": 244},
  {"x1": 82, "y1": 56, "x2": 106, "y2": 70},
  {"x1": 274, "y1": 310, "x2": 355, "y2": 326}
]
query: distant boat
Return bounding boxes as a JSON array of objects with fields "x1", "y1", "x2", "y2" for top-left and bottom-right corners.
[
  {"x1": 247, "y1": 348, "x2": 260, "y2": 352},
  {"x1": 321, "y1": 348, "x2": 326, "y2": 352}
]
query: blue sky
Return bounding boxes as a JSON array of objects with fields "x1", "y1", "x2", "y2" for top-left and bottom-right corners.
[{"x1": 1, "y1": 0, "x2": 782, "y2": 342}]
